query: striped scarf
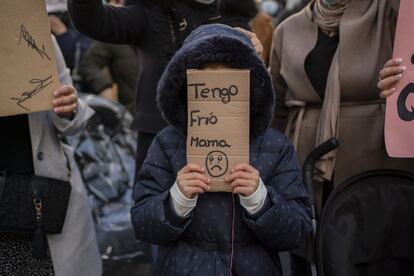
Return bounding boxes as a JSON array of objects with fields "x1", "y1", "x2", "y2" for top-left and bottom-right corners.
[{"x1": 313, "y1": 0, "x2": 351, "y2": 36}]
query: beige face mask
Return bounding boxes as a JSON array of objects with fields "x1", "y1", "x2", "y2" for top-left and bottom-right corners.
[{"x1": 323, "y1": 0, "x2": 341, "y2": 5}]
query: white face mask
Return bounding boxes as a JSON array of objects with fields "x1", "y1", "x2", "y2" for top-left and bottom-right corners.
[{"x1": 194, "y1": 0, "x2": 215, "y2": 4}]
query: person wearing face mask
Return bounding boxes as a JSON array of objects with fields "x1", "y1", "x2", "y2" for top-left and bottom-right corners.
[
  {"x1": 270, "y1": 0, "x2": 414, "y2": 274},
  {"x1": 67, "y1": 0, "x2": 263, "y2": 184}
]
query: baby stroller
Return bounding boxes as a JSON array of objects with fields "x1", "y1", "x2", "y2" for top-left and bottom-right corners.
[
  {"x1": 65, "y1": 95, "x2": 152, "y2": 276},
  {"x1": 303, "y1": 139, "x2": 414, "y2": 276}
]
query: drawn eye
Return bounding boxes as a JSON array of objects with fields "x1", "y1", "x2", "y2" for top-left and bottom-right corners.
[
  {"x1": 209, "y1": 155, "x2": 214, "y2": 164},
  {"x1": 218, "y1": 156, "x2": 223, "y2": 163}
]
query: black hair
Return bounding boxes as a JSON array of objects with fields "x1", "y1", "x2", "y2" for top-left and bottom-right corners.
[
  {"x1": 125, "y1": 0, "x2": 143, "y2": 5},
  {"x1": 219, "y1": 0, "x2": 258, "y2": 19}
]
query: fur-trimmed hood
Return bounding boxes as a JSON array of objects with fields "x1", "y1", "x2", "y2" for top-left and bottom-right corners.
[{"x1": 157, "y1": 24, "x2": 275, "y2": 138}]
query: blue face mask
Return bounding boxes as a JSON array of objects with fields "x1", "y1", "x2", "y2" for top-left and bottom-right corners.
[{"x1": 261, "y1": 0, "x2": 280, "y2": 16}]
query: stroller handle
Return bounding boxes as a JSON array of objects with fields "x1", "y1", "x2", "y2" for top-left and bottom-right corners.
[
  {"x1": 303, "y1": 138, "x2": 339, "y2": 194},
  {"x1": 302, "y1": 138, "x2": 339, "y2": 276},
  {"x1": 303, "y1": 138, "x2": 339, "y2": 217}
]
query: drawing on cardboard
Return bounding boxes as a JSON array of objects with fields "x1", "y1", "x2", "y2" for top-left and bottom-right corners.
[{"x1": 205, "y1": 151, "x2": 229, "y2": 178}]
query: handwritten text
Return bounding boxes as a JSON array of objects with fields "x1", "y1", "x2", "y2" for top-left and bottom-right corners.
[
  {"x1": 11, "y1": 76, "x2": 53, "y2": 111},
  {"x1": 18, "y1": 24, "x2": 51, "y2": 61},
  {"x1": 188, "y1": 83, "x2": 239, "y2": 104}
]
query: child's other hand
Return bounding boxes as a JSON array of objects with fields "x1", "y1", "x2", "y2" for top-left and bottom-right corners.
[
  {"x1": 378, "y1": 58, "x2": 406, "y2": 99},
  {"x1": 53, "y1": 85, "x2": 78, "y2": 119},
  {"x1": 176, "y1": 164, "x2": 211, "y2": 199},
  {"x1": 226, "y1": 163, "x2": 260, "y2": 197}
]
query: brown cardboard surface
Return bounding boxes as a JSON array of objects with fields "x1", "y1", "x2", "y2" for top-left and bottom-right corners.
[
  {"x1": 188, "y1": 101, "x2": 249, "y2": 118},
  {"x1": 0, "y1": 0, "x2": 58, "y2": 117},
  {"x1": 188, "y1": 116, "x2": 249, "y2": 134},
  {"x1": 187, "y1": 70, "x2": 249, "y2": 102},
  {"x1": 187, "y1": 155, "x2": 249, "y2": 192},
  {"x1": 187, "y1": 133, "x2": 249, "y2": 156},
  {"x1": 187, "y1": 69, "x2": 250, "y2": 192}
]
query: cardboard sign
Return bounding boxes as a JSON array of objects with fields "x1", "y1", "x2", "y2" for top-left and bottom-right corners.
[
  {"x1": 385, "y1": 0, "x2": 414, "y2": 157},
  {"x1": 0, "y1": 0, "x2": 58, "y2": 117},
  {"x1": 187, "y1": 69, "x2": 250, "y2": 192}
]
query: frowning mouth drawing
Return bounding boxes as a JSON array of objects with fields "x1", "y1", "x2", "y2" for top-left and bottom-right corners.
[{"x1": 205, "y1": 150, "x2": 229, "y2": 177}]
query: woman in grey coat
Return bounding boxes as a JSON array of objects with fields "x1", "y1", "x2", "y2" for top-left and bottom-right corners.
[{"x1": 0, "y1": 37, "x2": 102, "y2": 276}]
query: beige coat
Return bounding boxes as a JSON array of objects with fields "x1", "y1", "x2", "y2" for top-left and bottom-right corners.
[
  {"x1": 26, "y1": 37, "x2": 102, "y2": 276},
  {"x1": 270, "y1": 0, "x2": 414, "y2": 188}
]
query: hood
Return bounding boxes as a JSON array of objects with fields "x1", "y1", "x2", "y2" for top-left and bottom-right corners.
[{"x1": 157, "y1": 24, "x2": 275, "y2": 138}]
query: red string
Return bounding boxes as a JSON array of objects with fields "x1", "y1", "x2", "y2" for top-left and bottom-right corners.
[{"x1": 229, "y1": 193, "x2": 236, "y2": 276}]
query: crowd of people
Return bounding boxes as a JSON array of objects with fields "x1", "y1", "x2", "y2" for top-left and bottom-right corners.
[{"x1": 1, "y1": 0, "x2": 413, "y2": 275}]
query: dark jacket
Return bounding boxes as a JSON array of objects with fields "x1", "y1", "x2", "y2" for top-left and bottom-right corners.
[
  {"x1": 68, "y1": 0, "x2": 246, "y2": 134},
  {"x1": 55, "y1": 29, "x2": 92, "y2": 72},
  {"x1": 131, "y1": 24, "x2": 312, "y2": 275},
  {"x1": 218, "y1": 0, "x2": 257, "y2": 30},
  {"x1": 79, "y1": 42, "x2": 139, "y2": 113}
]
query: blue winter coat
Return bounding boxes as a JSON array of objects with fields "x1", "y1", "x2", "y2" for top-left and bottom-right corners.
[{"x1": 131, "y1": 24, "x2": 312, "y2": 275}]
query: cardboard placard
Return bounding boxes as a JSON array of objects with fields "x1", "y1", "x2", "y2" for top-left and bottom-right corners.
[
  {"x1": 0, "y1": 0, "x2": 58, "y2": 117},
  {"x1": 385, "y1": 0, "x2": 414, "y2": 157},
  {"x1": 187, "y1": 69, "x2": 250, "y2": 192}
]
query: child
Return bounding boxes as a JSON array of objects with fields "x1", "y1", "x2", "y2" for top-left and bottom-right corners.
[{"x1": 131, "y1": 24, "x2": 312, "y2": 276}]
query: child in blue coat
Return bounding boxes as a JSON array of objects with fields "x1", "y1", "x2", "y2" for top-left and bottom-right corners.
[{"x1": 131, "y1": 24, "x2": 312, "y2": 275}]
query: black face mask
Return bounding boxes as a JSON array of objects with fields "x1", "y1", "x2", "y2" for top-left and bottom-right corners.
[{"x1": 194, "y1": 0, "x2": 215, "y2": 4}]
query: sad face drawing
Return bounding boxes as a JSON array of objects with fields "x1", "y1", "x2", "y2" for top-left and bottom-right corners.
[{"x1": 205, "y1": 151, "x2": 229, "y2": 177}]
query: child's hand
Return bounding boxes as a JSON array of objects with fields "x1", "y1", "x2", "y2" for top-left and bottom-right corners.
[
  {"x1": 378, "y1": 58, "x2": 406, "y2": 98},
  {"x1": 226, "y1": 163, "x2": 260, "y2": 197},
  {"x1": 176, "y1": 164, "x2": 211, "y2": 199},
  {"x1": 53, "y1": 85, "x2": 78, "y2": 119}
]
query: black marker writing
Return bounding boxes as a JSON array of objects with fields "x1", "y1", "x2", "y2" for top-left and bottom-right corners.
[
  {"x1": 11, "y1": 76, "x2": 54, "y2": 111},
  {"x1": 18, "y1": 24, "x2": 51, "y2": 61},
  {"x1": 190, "y1": 136, "x2": 231, "y2": 148},
  {"x1": 205, "y1": 151, "x2": 229, "y2": 177},
  {"x1": 397, "y1": 83, "x2": 414, "y2": 122},
  {"x1": 188, "y1": 83, "x2": 239, "y2": 104},
  {"x1": 190, "y1": 110, "x2": 218, "y2": 127}
]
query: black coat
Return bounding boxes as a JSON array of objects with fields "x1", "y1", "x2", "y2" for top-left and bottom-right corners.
[
  {"x1": 68, "y1": 0, "x2": 245, "y2": 133},
  {"x1": 79, "y1": 42, "x2": 139, "y2": 113}
]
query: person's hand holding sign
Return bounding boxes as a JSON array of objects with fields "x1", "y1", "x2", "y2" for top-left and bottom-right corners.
[
  {"x1": 378, "y1": 58, "x2": 406, "y2": 98},
  {"x1": 226, "y1": 163, "x2": 260, "y2": 197},
  {"x1": 234, "y1": 27, "x2": 263, "y2": 57},
  {"x1": 177, "y1": 164, "x2": 211, "y2": 199},
  {"x1": 53, "y1": 85, "x2": 78, "y2": 119}
]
